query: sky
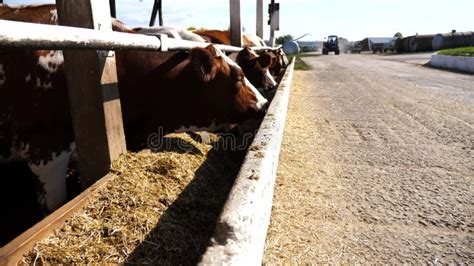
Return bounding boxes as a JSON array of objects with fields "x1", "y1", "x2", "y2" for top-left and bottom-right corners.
[{"x1": 5, "y1": 0, "x2": 474, "y2": 41}]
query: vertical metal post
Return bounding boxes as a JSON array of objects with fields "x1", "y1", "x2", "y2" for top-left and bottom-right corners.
[
  {"x1": 109, "y1": 0, "x2": 116, "y2": 18},
  {"x1": 269, "y1": 0, "x2": 275, "y2": 47},
  {"x1": 256, "y1": 0, "x2": 263, "y2": 39},
  {"x1": 149, "y1": 0, "x2": 162, "y2": 27},
  {"x1": 158, "y1": 0, "x2": 163, "y2": 26},
  {"x1": 56, "y1": 0, "x2": 127, "y2": 189},
  {"x1": 230, "y1": 0, "x2": 243, "y2": 47}
]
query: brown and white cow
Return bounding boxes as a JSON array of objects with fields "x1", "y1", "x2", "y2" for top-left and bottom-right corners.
[
  {"x1": 118, "y1": 26, "x2": 276, "y2": 95},
  {"x1": 231, "y1": 47, "x2": 278, "y2": 91},
  {"x1": 0, "y1": 4, "x2": 268, "y2": 213},
  {"x1": 193, "y1": 30, "x2": 277, "y2": 91},
  {"x1": 258, "y1": 48, "x2": 289, "y2": 77},
  {"x1": 0, "y1": 3, "x2": 58, "y2": 23}
]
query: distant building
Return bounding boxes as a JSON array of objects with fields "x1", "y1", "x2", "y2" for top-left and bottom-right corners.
[{"x1": 361, "y1": 37, "x2": 394, "y2": 51}]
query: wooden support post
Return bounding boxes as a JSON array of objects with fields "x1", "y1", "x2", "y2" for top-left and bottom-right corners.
[
  {"x1": 109, "y1": 0, "x2": 116, "y2": 18},
  {"x1": 256, "y1": 0, "x2": 263, "y2": 39},
  {"x1": 229, "y1": 0, "x2": 242, "y2": 47},
  {"x1": 149, "y1": 0, "x2": 162, "y2": 27},
  {"x1": 55, "y1": 0, "x2": 127, "y2": 189}
]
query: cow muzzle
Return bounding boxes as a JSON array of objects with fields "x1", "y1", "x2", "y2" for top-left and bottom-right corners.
[{"x1": 256, "y1": 99, "x2": 270, "y2": 118}]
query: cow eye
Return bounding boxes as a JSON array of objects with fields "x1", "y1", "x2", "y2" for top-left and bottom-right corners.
[
  {"x1": 235, "y1": 76, "x2": 245, "y2": 88},
  {"x1": 235, "y1": 74, "x2": 243, "y2": 82}
]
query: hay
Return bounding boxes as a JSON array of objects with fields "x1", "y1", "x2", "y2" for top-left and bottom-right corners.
[{"x1": 21, "y1": 130, "x2": 254, "y2": 264}]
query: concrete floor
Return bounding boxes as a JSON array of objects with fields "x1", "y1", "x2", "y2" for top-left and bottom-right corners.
[{"x1": 264, "y1": 53, "x2": 473, "y2": 264}]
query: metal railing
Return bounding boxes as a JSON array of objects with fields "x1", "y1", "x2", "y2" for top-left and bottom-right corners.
[{"x1": 0, "y1": 20, "x2": 279, "y2": 53}]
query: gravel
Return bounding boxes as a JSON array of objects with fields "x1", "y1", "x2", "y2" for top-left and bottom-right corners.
[{"x1": 263, "y1": 54, "x2": 474, "y2": 264}]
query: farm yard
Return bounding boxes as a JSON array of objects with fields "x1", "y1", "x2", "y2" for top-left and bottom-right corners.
[
  {"x1": 264, "y1": 53, "x2": 473, "y2": 263},
  {"x1": 1, "y1": 0, "x2": 473, "y2": 264}
]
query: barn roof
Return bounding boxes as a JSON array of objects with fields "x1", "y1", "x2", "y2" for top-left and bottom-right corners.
[{"x1": 367, "y1": 37, "x2": 394, "y2": 44}]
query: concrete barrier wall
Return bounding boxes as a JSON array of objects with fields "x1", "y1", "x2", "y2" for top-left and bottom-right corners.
[
  {"x1": 199, "y1": 58, "x2": 295, "y2": 265},
  {"x1": 430, "y1": 54, "x2": 474, "y2": 73}
]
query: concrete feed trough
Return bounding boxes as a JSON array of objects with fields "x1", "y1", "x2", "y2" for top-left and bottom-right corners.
[{"x1": 200, "y1": 58, "x2": 295, "y2": 265}]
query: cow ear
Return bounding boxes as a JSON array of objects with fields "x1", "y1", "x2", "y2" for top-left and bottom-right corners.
[
  {"x1": 255, "y1": 53, "x2": 272, "y2": 69},
  {"x1": 190, "y1": 47, "x2": 218, "y2": 82},
  {"x1": 205, "y1": 44, "x2": 220, "y2": 58}
]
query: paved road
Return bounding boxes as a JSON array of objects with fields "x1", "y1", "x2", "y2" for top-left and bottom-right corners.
[{"x1": 264, "y1": 54, "x2": 473, "y2": 264}]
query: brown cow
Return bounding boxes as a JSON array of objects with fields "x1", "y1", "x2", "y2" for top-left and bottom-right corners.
[
  {"x1": 135, "y1": 26, "x2": 279, "y2": 92},
  {"x1": 0, "y1": 4, "x2": 268, "y2": 213},
  {"x1": 193, "y1": 29, "x2": 266, "y2": 47},
  {"x1": 259, "y1": 48, "x2": 289, "y2": 76},
  {"x1": 193, "y1": 30, "x2": 278, "y2": 91},
  {"x1": 231, "y1": 47, "x2": 277, "y2": 91},
  {"x1": 0, "y1": 4, "x2": 59, "y2": 24}
]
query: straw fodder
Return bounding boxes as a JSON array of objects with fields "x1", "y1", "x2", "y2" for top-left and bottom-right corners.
[{"x1": 22, "y1": 129, "x2": 254, "y2": 264}]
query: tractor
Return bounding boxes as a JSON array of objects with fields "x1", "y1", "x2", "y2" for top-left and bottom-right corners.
[{"x1": 322, "y1": 35, "x2": 340, "y2": 55}]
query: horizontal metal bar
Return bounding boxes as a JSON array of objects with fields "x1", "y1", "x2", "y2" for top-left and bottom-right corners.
[
  {"x1": 251, "y1": 45, "x2": 281, "y2": 51},
  {"x1": 0, "y1": 20, "x2": 161, "y2": 51},
  {"x1": 0, "y1": 20, "x2": 281, "y2": 53},
  {"x1": 166, "y1": 38, "x2": 279, "y2": 52},
  {"x1": 165, "y1": 38, "x2": 242, "y2": 52}
]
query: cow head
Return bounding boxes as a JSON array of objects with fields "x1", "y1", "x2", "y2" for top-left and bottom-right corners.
[
  {"x1": 236, "y1": 47, "x2": 277, "y2": 92},
  {"x1": 263, "y1": 48, "x2": 288, "y2": 76},
  {"x1": 170, "y1": 45, "x2": 268, "y2": 132}
]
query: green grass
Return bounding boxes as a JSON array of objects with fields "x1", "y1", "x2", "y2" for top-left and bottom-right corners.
[
  {"x1": 438, "y1": 46, "x2": 474, "y2": 57},
  {"x1": 288, "y1": 53, "x2": 319, "y2": 70},
  {"x1": 293, "y1": 57, "x2": 310, "y2": 70}
]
